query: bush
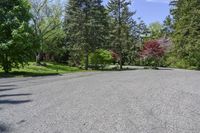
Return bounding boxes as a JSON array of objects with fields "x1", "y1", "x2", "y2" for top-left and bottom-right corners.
[
  {"x1": 140, "y1": 40, "x2": 165, "y2": 69},
  {"x1": 68, "y1": 49, "x2": 83, "y2": 67},
  {"x1": 166, "y1": 56, "x2": 191, "y2": 69},
  {"x1": 89, "y1": 49, "x2": 113, "y2": 69}
]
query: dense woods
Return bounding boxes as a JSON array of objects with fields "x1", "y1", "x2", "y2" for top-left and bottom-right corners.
[{"x1": 0, "y1": 0, "x2": 200, "y2": 72}]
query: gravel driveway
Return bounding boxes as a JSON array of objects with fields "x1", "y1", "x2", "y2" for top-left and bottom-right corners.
[{"x1": 0, "y1": 69, "x2": 200, "y2": 133}]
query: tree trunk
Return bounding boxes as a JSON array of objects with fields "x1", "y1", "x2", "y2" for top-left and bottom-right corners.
[
  {"x1": 118, "y1": 0, "x2": 122, "y2": 70},
  {"x1": 3, "y1": 65, "x2": 10, "y2": 74},
  {"x1": 2, "y1": 55, "x2": 11, "y2": 73},
  {"x1": 119, "y1": 54, "x2": 123, "y2": 70},
  {"x1": 36, "y1": 53, "x2": 42, "y2": 65},
  {"x1": 84, "y1": 51, "x2": 89, "y2": 70}
]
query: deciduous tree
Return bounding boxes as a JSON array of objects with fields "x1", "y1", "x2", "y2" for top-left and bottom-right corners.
[{"x1": 0, "y1": 0, "x2": 35, "y2": 72}]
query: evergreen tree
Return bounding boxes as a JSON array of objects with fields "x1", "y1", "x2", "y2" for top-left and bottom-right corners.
[
  {"x1": 107, "y1": 0, "x2": 135, "y2": 69},
  {"x1": 64, "y1": 0, "x2": 108, "y2": 70},
  {"x1": 0, "y1": 0, "x2": 35, "y2": 72},
  {"x1": 163, "y1": 15, "x2": 173, "y2": 38},
  {"x1": 170, "y1": 0, "x2": 200, "y2": 69},
  {"x1": 136, "y1": 18, "x2": 149, "y2": 42}
]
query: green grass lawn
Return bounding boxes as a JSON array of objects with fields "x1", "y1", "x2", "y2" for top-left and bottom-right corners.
[{"x1": 0, "y1": 62, "x2": 83, "y2": 78}]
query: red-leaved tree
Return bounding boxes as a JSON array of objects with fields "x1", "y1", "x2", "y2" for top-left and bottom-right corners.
[
  {"x1": 110, "y1": 50, "x2": 120, "y2": 62},
  {"x1": 140, "y1": 40, "x2": 165, "y2": 68}
]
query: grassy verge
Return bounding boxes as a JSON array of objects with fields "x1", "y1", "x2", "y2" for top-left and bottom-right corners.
[{"x1": 0, "y1": 62, "x2": 84, "y2": 78}]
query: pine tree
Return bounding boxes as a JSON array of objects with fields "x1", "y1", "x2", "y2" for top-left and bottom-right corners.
[
  {"x1": 163, "y1": 15, "x2": 173, "y2": 38},
  {"x1": 170, "y1": 0, "x2": 200, "y2": 69},
  {"x1": 64, "y1": 0, "x2": 108, "y2": 70},
  {"x1": 107, "y1": 0, "x2": 135, "y2": 69}
]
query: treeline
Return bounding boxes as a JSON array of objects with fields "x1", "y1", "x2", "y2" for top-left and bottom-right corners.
[
  {"x1": 0, "y1": 0, "x2": 200, "y2": 72},
  {"x1": 63, "y1": 0, "x2": 149, "y2": 70},
  {"x1": 168, "y1": 0, "x2": 200, "y2": 69}
]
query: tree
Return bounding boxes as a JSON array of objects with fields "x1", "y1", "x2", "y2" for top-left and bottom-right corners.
[
  {"x1": 30, "y1": 0, "x2": 64, "y2": 65},
  {"x1": 163, "y1": 15, "x2": 173, "y2": 38},
  {"x1": 0, "y1": 0, "x2": 35, "y2": 73},
  {"x1": 140, "y1": 40, "x2": 165, "y2": 68},
  {"x1": 89, "y1": 49, "x2": 113, "y2": 70},
  {"x1": 107, "y1": 0, "x2": 135, "y2": 70},
  {"x1": 64, "y1": 0, "x2": 108, "y2": 70},
  {"x1": 148, "y1": 22, "x2": 164, "y2": 40},
  {"x1": 136, "y1": 18, "x2": 149, "y2": 42},
  {"x1": 169, "y1": 0, "x2": 200, "y2": 69}
]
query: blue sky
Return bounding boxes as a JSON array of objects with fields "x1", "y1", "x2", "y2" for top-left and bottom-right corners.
[{"x1": 103, "y1": 0, "x2": 171, "y2": 25}]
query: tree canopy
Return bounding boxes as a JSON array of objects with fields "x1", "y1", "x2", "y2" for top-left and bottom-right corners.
[
  {"x1": 0, "y1": 0, "x2": 35, "y2": 72},
  {"x1": 1, "y1": 0, "x2": 200, "y2": 72}
]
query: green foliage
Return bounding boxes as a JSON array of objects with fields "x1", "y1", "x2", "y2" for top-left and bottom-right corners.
[
  {"x1": 148, "y1": 22, "x2": 164, "y2": 40},
  {"x1": 68, "y1": 49, "x2": 83, "y2": 67},
  {"x1": 140, "y1": 40, "x2": 165, "y2": 69},
  {"x1": 0, "y1": 62, "x2": 82, "y2": 77},
  {"x1": 166, "y1": 56, "x2": 190, "y2": 69},
  {"x1": 0, "y1": 0, "x2": 35, "y2": 73},
  {"x1": 163, "y1": 15, "x2": 173, "y2": 38},
  {"x1": 89, "y1": 49, "x2": 113, "y2": 69},
  {"x1": 30, "y1": 0, "x2": 65, "y2": 64},
  {"x1": 64, "y1": 0, "x2": 108, "y2": 70},
  {"x1": 107, "y1": 0, "x2": 136, "y2": 69},
  {"x1": 169, "y1": 0, "x2": 200, "y2": 69},
  {"x1": 3, "y1": 0, "x2": 200, "y2": 72}
]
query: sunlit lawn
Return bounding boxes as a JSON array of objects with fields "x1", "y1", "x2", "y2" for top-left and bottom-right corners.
[{"x1": 0, "y1": 62, "x2": 83, "y2": 78}]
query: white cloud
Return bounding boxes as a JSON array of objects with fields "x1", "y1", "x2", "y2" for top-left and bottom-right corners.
[{"x1": 146, "y1": 0, "x2": 171, "y2": 4}]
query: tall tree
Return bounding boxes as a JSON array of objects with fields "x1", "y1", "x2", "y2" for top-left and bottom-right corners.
[
  {"x1": 127, "y1": 18, "x2": 148, "y2": 65},
  {"x1": 170, "y1": 0, "x2": 200, "y2": 69},
  {"x1": 163, "y1": 15, "x2": 173, "y2": 38},
  {"x1": 30, "y1": 0, "x2": 64, "y2": 65},
  {"x1": 148, "y1": 22, "x2": 164, "y2": 40},
  {"x1": 64, "y1": 0, "x2": 108, "y2": 70},
  {"x1": 136, "y1": 18, "x2": 149, "y2": 42},
  {"x1": 0, "y1": 0, "x2": 35, "y2": 73},
  {"x1": 107, "y1": 0, "x2": 135, "y2": 69}
]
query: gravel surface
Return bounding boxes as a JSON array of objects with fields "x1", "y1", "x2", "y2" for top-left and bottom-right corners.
[{"x1": 0, "y1": 69, "x2": 200, "y2": 133}]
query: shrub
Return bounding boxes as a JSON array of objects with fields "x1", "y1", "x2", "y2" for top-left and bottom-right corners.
[
  {"x1": 140, "y1": 40, "x2": 165, "y2": 68},
  {"x1": 89, "y1": 49, "x2": 113, "y2": 69}
]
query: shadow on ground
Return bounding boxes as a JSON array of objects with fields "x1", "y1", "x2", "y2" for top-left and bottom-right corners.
[
  {"x1": 0, "y1": 85, "x2": 18, "y2": 92},
  {"x1": 99, "y1": 68, "x2": 139, "y2": 71},
  {"x1": 0, "y1": 123, "x2": 11, "y2": 133},
  {"x1": 0, "y1": 99, "x2": 32, "y2": 105},
  {"x1": 96, "y1": 66, "x2": 174, "y2": 71},
  {"x1": 0, "y1": 86, "x2": 16, "y2": 93},
  {"x1": 0, "y1": 71, "x2": 60, "y2": 78},
  {"x1": 0, "y1": 93, "x2": 32, "y2": 98},
  {"x1": 0, "y1": 84, "x2": 32, "y2": 105},
  {"x1": 0, "y1": 85, "x2": 16, "y2": 88}
]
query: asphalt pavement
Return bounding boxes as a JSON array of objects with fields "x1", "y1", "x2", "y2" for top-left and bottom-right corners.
[{"x1": 0, "y1": 69, "x2": 200, "y2": 133}]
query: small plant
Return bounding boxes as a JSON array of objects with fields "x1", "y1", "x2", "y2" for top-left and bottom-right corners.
[
  {"x1": 89, "y1": 49, "x2": 113, "y2": 70},
  {"x1": 140, "y1": 40, "x2": 165, "y2": 69}
]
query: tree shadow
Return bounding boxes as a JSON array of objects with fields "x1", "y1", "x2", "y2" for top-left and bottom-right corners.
[
  {"x1": 157, "y1": 68, "x2": 173, "y2": 70},
  {"x1": 0, "y1": 123, "x2": 10, "y2": 133},
  {"x1": 0, "y1": 84, "x2": 32, "y2": 105},
  {"x1": 0, "y1": 100, "x2": 32, "y2": 105},
  {"x1": 143, "y1": 67, "x2": 174, "y2": 71},
  {"x1": 0, "y1": 88, "x2": 16, "y2": 92},
  {"x1": 95, "y1": 66, "x2": 175, "y2": 72},
  {"x1": 0, "y1": 71, "x2": 60, "y2": 78},
  {"x1": 98, "y1": 68, "x2": 139, "y2": 71},
  {"x1": 0, "y1": 84, "x2": 18, "y2": 92},
  {"x1": 0, "y1": 93, "x2": 32, "y2": 98},
  {"x1": 0, "y1": 85, "x2": 16, "y2": 87}
]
